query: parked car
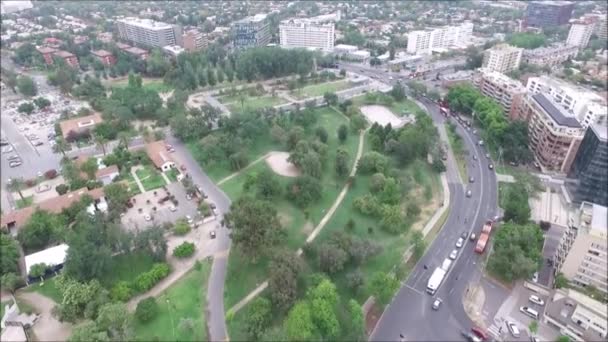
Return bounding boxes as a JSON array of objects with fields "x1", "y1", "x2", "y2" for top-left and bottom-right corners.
[
  {"x1": 9, "y1": 161, "x2": 22, "y2": 168},
  {"x1": 488, "y1": 164, "x2": 494, "y2": 170},
  {"x1": 210, "y1": 230, "x2": 216, "y2": 239},
  {"x1": 461, "y1": 231, "x2": 468, "y2": 239},
  {"x1": 529, "y1": 295, "x2": 545, "y2": 306},
  {"x1": 169, "y1": 206, "x2": 177, "y2": 212},
  {"x1": 449, "y1": 249, "x2": 458, "y2": 260},
  {"x1": 144, "y1": 214, "x2": 152, "y2": 221},
  {"x1": 506, "y1": 321, "x2": 520, "y2": 338},
  {"x1": 456, "y1": 237, "x2": 464, "y2": 248},
  {"x1": 466, "y1": 190, "x2": 472, "y2": 197},
  {"x1": 432, "y1": 298, "x2": 442, "y2": 310},
  {"x1": 469, "y1": 176, "x2": 475, "y2": 183},
  {"x1": 470, "y1": 233, "x2": 476, "y2": 241}
]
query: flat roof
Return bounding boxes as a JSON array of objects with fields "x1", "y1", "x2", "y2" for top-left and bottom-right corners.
[
  {"x1": 590, "y1": 123, "x2": 608, "y2": 141},
  {"x1": 24, "y1": 244, "x2": 69, "y2": 274},
  {"x1": 591, "y1": 204, "x2": 607, "y2": 234},
  {"x1": 117, "y1": 17, "x2": 173, "y2": 30},
  {"x1": 235, "y1": 13, "x2": 267, "y2": 24},
  {"x1": 532, "y1": 93, "x2": 581, "y2": 128}
]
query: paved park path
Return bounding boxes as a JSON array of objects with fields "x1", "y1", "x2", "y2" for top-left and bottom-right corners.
[
  {"x1": 226, "y1": 129, "x2": 367, "y2": 317},
  {"x1": 216, "y1": 152, "x2": 272, "y2": 186}
]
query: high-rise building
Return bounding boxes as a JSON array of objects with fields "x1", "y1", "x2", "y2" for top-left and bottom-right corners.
[
  {"x1": 182, "y1": 29, "x2": 208, "y2": 52},
  {"x1": 279, "y1": 19, "x2": 335, "y2": 52},
  {"x1": 519, "y1": 93, "x2": 585, "y2": 173},
  {"x1": 482, "y1": 44, "x2": 523, "y2": 73},
  {"x1": 554, "y1": 201, "x2": 607, "y2": 295},
  {"x1": 595, "y1": 15, "x2": 608, "y2": 40},
  {"x1": 526, "y1": 75, "x2": 608, "y2": 129},
  {"x1": 406, "y1": 22, "x2": 473, "y2": 55},
  {"x1": 567, "y1": 19, "x2": 596, "y2": 48},
  {"x1": 525, "y1": 1, "x2": 574, "y2": 28},
  {"x1": 569, "y1": 124, "x2": 608, "y2": 207},
  {"x1": 231, "y1": 14, "x2": 271, "y2": 50},
  {"x1": 472, "y1": 68, "x2": 526, "y2": 120},
  {"x1": 116, "y1": 18, "x2": 182, "y2": 48}
]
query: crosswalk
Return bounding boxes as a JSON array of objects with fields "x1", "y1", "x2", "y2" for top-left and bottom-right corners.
[{"x1": 487, "y1": 323, "x2": 501, "y2": 338}]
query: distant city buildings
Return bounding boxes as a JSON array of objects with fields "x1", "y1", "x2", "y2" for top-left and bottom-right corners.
[
  {"x1": 569, "y1": 124, "x2": 608, "y2": 207},
  {"x1": 524, "y1": 1, "x2": 574, "y2": 28},
  {"x1": 567, "y1": 18, "x2": 596, "y2": 48},
  {"x1": 554, "y1": 201, "x2": 607, "y2": 296},
  {"x1": 182, "y1": 29, "x2": 208, "y2": 52},
  {"x1": 482, "y1": 44, "x2": 523, "y2": 74},
  {"x1": 333, "y1": 44, "x2": 370, "y2": 62},
  {"x1": 520, "y1": 93, "x2": 584, "y2": 173},
  {"x1": 473, "y1": 68, "x2": 526, "y2": 120},
  {"x1": 279, "y1": 19, "x2": 335, "y2": 52},
  {"x1": 522, "y1": 44, "x2": 579, "y2": 68},
  {"x1": 406, "y1": 22, "x2": 473, "y2": 55},
  {"x1": 116, "y1": 17, "x2": 182, "y2": 48},
  {"x1": 0, "y1": 0, "x2": 33, "y2": 14},
  {"x1": 231, "y1": 14, "x2": 271, "y2": 50}
]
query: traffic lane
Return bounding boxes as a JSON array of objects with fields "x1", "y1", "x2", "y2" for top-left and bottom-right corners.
[{"x1": 481, "y1": 277, "x2": 510, "y2": 325}]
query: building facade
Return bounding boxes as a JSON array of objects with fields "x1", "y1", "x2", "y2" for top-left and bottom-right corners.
[
  {"x1": 53, "y1": 50, "x2": 79, "y2": 69},
  {"x1": 231, "y1": 14, "x2": 271, "y2": 50},
  {"x1": 406, "y1": 22, "x2": 473, "y2": 55},
  {"x1": 116, "y1": 17, "x2": 182, "y2": 48},
  {"x1": 482, "y1": 44, "x2": 523, "y2": 73},
  {"x1": 525, "y1": 1, "x2": 574, "y2": 28},
  {"x1": 472, "y1": 68, "x2": 527, "y2": 120},
  {"x1": 567, "y1": 19, "x2": 596, "y2": 48},
  {"x1": 522, "y1": 44, "x2": 579, "y2": 67},
  {"x1": 543, "y1": 288, "x2": 607, "y2": 341},
  {"x1": 91, "y1": 50, "x2": 116, "y2": 66},
  {"x1": 279, "y1": 19, "x2": 335, "y2": 52},
  {"x1": 554, "y1": 201, "x2": 607, "y2": 296},
  {"x1": 520, "y1": 93, "x2": 585, "y2": 173},
  {"x1": 569, "y1": 124, "x2": 608, "y2": 207},
  {"x1": 182, "y1": 29, "x2": 208, "y2": 52}
]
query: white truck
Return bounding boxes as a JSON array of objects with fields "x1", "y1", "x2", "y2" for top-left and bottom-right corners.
[{"x1": 426, "y1": 258, "x2": 453, "y2": 295}]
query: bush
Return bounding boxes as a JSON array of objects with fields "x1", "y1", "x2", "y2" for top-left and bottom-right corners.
[
  {"x1": 135, "y1": 297, "x2": 159, "y2": 323},
  {"x1": 134, "y1": 263, "x2": 170, "y2": 292},
  {"x1": 44, "y1": 169, "x2": 58, "y2": 179},
  {"x1": 110, "y1": 281, "x2": 132, "y2": 302},
  {"x1": 55, "y1": 184, "x2": 69, "y2": 195},
  {"x1": 173, "y1": 242, "x2": 196, "y2": 258},
  {"x1": 173, "y1": 220, "x2": 191, "y2": 236}
]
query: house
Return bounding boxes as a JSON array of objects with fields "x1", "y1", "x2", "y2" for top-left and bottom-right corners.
[
  {"x1": 52, "y1": 50, "x2": 79, "y2": 68},
  {"x1": 43, "y1": 37, "x2": 63, "y2": 48},
  {"x1": 0, "y1": 187, "x2": 105, "y2": 234},
  {"x1": 36, "y1": 46, "x2": 57, "y2": 64},
  {"x1": 24, "y1": 243, "x2": 69, "y2": 276},
  {"x1": 145, "y1": 140, "x2": 176, "y2": 172},
  {"x1": 124, "y1": 46, "x2": 149, "y2": 60},
  {"x1": 74, "y1": 155, "x2": 120, "y2": 184},
  {"x1": 59, "y1": 113, "x2": 103, "y2": 140},
  {"x1": 73, "y1": 35, "x2": 89, "y2": 45},
  {"x1": 91, "y1": 49, "x2": 116, "y2": 66},
  {"x1": 97, "y1": 32, "x2": 113, "y2": 43}
]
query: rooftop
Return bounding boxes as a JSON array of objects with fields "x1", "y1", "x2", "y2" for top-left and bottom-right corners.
[
  {"x1": 59, "y1": 112, "x2": 103, "y2": 138},
  {"x1": 590, "y1": 203, "x2": 607, "y2": 235},
  {"x1": 36, "y1": 46, "x2": 57, "y2": 54},
  {"x1": 532, "y1": 93, "x2": 581, "y2": 128},
  {"x1": 24, "y1": 243, "x2": 69, "y2": 274},
  {"x1": 524, "y1": 43, "x2": 578, "y2": 56},
  {"x1": 145, "y1": 140, "x2": 175, "y2": 169},
  {"x1": 545, "y1": 288, "x2": 607, "y2": 342},
  {"x1": 530, "y1": 1, "x2": 573, "y2": 6},
  {"x1": 91, "y1": 49, "x2": 113, "y2": 57},
  {"x1": 117, "y1": 17, "x2": 174, "y2": 30},
  {"x1": 590, "y1": 123, "x2": 608, "y2": 141},
  {"x1": 235, "y1": 13, "x2": 267, "y2": 24}
]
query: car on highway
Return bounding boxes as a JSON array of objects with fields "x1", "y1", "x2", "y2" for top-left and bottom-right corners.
[
  {"x1": 449, "y1": 249, "x2": 458, "y2": 260},
  {"x1": 1, "y1": 146, "x2": 13, "y2": 153},
  {"x1": 9, "y1": 160, "x2": 22, "y2": 168},
  {"x1": 470, "y1": 233, "x2": 476, "y2": 241},
  {"x1": 460, "y1": 331, "x2": 482, "y2": 342},
  {"x1": 478, "y1": 140, "x2": 484, "y2": 146},
  {"x1": 469, "y1": 176, "x2": 475, "y2": 183},
  {"x1": 466, "y1": 189, "x2": 472, "y2": 197},
  {"x1": 0, "y1": 138, "x2": 8, "y2": 146},
  {"x1": 169, "y1": 205, "x2": 177, "y2": 212},
  {"x1": 529, "y1": 295, "x2": 545, "y2": 306},
  {"x1": 455, "y1": 237, "x2": 464, "y2": 248},
  {"x1": 432, "y1": 298, "x2": 442, "y2": 310},
  {"x1": 461, "y1": 231, "x2": 468, "y2": 239},
  {"x1": 506, "y1": 321, "x2": 520, "y2": 338},
  {"x1": 210, "y1": 230, "x2": 216, "y2": 239},
  {"x1": 32, "y1": 140, "x2": 44, "y2": 146},
  {"x1": 472, "y1": 155, "x2": 477, "y2": 160},
  {"x1": 7, "y1": 154, "x2": 20, "y2": 161},
  {"x1": 485, "y1": 153, "x2": 490, "y2": 159},
  {"x1": 488, "y1": 164, "x2": 494, "y2": 170}
]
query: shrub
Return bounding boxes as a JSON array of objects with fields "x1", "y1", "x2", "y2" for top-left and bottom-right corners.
[
  {"x1": 173, "y1": 220, "x2": 191, "y2": 236},
  {"x1": 134, "y1": 263, "x2": 170, "y2": 292},
  {"x1": 44, "y1": 169, "x2": 58, "y2": 179},
  {"x1": 173, "y1": 242, "x2": 196, "y2": 258},
  {"x1": 110, "y1": 281, "x2": 132, "y2": 302},
  {"x1": 56, "y1": 184, "x2": 69, "y2": 195},
  {"x1": 135, "y1": 297, "x2": 159, "y2": 323}
]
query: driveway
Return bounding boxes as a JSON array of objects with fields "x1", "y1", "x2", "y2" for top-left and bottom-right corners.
[{"x1": 17, "y1": 292, "x2": 72, "y2": 341}]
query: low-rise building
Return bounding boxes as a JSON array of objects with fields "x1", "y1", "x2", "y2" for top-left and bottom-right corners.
[
  {"x1": 116, "y1": 43, "x2": 149, "y2": 60},
  {"x1": 97, "y1": 32, "x2": 113, "y2": 43},
  {"x1": 36, "y1": 46, "x2": 57, "y2": 64},
  {"x1": 52, "y1": 50, "x2": 79, "y2": 68},
  {"x1": 520, "y1": 93, "x2": 585, "y2": 173},
  {"x1": 543, "y1": 287, "x2": 607, "y2": 341},
  {"x1": 472, "y1": 68, "x2": 527, "y2": 120},
  {"x1": 162, "y1": 45, "x2": 185, "y2": 59},
  {"x1": 43, "y1": 37, "x2": 63, "y2": 48},
  {"x1": 91, "y1": 49, "x2": 116, "y2": 66},
  {"x1": 522, "y1": 43, "x2": 578, "y2": 67},
  {"x1": 482, "y1": 44, "x2": 523, "y2": 73},
  {"x1": 73, "y1": 35, "x2": 89, "y2": 45},
  {"x1": 146, "y1": 140, "x2": 176, "y2": 172},
  {"x1": 59, "y1": 113, "x2": 103, "y2": 140}
]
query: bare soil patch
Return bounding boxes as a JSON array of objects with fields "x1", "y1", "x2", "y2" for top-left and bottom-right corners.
[
  {"x1": 265, "y1": 151, "x2": 300, "y2": 177},
  {"x1": 360, "y1": 105, "x2": 407, "y2": 128}
]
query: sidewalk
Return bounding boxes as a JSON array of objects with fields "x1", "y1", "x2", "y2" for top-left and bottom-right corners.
[{"x1": 421, "y1": 173, "x2": 450, "y2": 237}]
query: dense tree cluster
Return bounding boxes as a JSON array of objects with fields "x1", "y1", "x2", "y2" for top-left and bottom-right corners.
[
  {"x1": 507, "y1": 33, "x2": 547, "y2": 49},
  {"x1": 487, "y1": 222, "x2": 543, "y2": 282}
]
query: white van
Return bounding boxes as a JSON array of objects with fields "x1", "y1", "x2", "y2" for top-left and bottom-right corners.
[
  {"x1": 506, "y1": 321, "x2": 520, "y2": 337},
  {"x1": 520, "y1": 306, "x2": 539, "y2": 319}
]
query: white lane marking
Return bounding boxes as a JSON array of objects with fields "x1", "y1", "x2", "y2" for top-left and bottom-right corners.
[{"x1": 404, "y1": 284, "x2": 425, "y2": 296}]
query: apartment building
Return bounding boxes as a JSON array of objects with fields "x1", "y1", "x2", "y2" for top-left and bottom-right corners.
[
  {"x1": 182, "y1": 29, "x2": 207, "y2": 52},
  {"x1": 522, "y1": 43, "x2": 579, "y2": 67},
  {"x1": 525, "y1": 1, "x2": 574, "y2": 28},
  {"x1": 520, "y1": 93, "x2": 585, "y2": 172},
  {"x1": 482, "y1": 44, "x2": 523, "y2": 73},
  {"x1": 567, "y1": 19, "x2": 596, "y2": 48},
  {"x1": 526, "y1": 75, "x2": 608, "y2": 129},
  {"x1": 554, "y1": 201, "x2": 607, "y2": 296},
  {"x1": 91, "y1": 50, "x2": 116, "y2": 66},
  {"x1": 544, "y1": 287, "x2": 607, "y2": 341},
  {"x1": 472, "y1": 68, "x2": 526, "y2": 120},
  {"x1": 279, "y1": 19, "x2": 335, "y2": 52},
  {"x1": 406, "y1": 22, "x2": 473, "y2": 55},
  {"x1": 595, "y1": 15, "x2": 608, "y2": 40},
  {"x1": 569, "y1": 124, "x2": 608, "y2": 207},
  {"x1": 116, "y1": 17, "x2": 182, "y2": 48},
  {"x1": 231, "y1": 14, "x2": 271, "y2": 50}
]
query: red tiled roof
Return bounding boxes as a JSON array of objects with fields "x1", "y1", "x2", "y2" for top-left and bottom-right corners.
[
  {"x1": 59, "y1": 113, "x2": 103, "y2": 138},
  {"x1": 145, "y1": 140, "x2": 174, "y2": 169},
  {"x1": 91, "y1": 49, "x2": 113, "y2": 57}
]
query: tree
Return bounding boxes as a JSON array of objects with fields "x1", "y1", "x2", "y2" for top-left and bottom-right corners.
[
  {"x1": 357, "y1": 152, "x2": 389, "y2": 174},
  {"x1": 427, "y1": 90, "x2": 441, "y2": 101},
  {"x1": 268, "y1": 250, "x2": 302, "y2": 311},
  {"x1": 508, "y1": 33, "x2": 547, "y2": 49},
  {"x1": 286, "y1": 176, "x2": 322, "y2": 208},
  {"x1": 29, "y1": 263, "x2": 48, "y2": 279},
  {"x1": 135, "y1": 297, "x2": 159, "y2": 323},
  {"x1": 502, "y1": 183, "x2": 531, "y2": 224},
  {"x1": 369, "y1": 272, "x2": 399, "y2": 305},
  {"x1": 225, "y1": 197, "x2": 284, "y2": 261},
  {"x1": 173, "y1": 219, "x2": 191, "y2": 236},
  {"x1": 284, "y1": 301, "x2": 316, "y2": 341},
  {"x1": 390, "y1": 82, "x2": 406, "y2": 101},
  {"x1": 18, "y1": 210, "x2": 65, "y2": 252},
  {"x1": 3, "y1": 69, "x2": 18, "y2": 93},
  {"x1": 255, "y1": 169, "x2": 282, "y2": 200},
  {"x1": 411, "y1": 231, "x2": 426, "y2": 260},
  {"x1": 1, "y1": 233, "x2": 20, "y2": 277},
  {"x1": 96, "y1": 303, "x2": 133, "y2": 341},
  {"x1": 529, "y1": 321, "x2": 538, "y2": 334},
  {"x1": 69, "y1": 320, "x2": 109, "y2": 342},
  {"x1": 556, "y1": 336, "x2": 571, "y2": 342},
  {"x1": 407, "y1": 80, "x2": 427, "y2": 97},
  {"x1": 335, "y1": 147, "x2": 350, "y2": 178},
  {"x1": 94, "y1": 134, "x2": 108, "y2": 155},
  {"x1": 309, "y1": 279, "x2": 340, "y2": 338},
  {"x1": 487, "y1": 222, "x2": 543, "y2": 282},
  {"x1": 207, "y1": 68, "x2": 217, "y2": 86},
  {"x1": 173, "y1": 241, "x2": 196, "y2": 258},
  {"x1": 17, "y1": 75, "x2": 37, "y2": 96},
  {"x1": 338, "y1": 124, "x2": 348, "y2": 143},
  {"x1": 346, "y1": 269, "x2": 365, "y2": 293},
  {"x1": 347, "y1": 299, "x2": 365, "y2": 341},
  {"x1": 80, "y1": 158, "x2": 99, "y2": 180},
  {"x1": 1, "y1": 273, "x2": 23, "y2": 293},
  {"x1": 554, "y1": 272, "x2": 568, "y2": 289},
  {"x1": 103, "y1": 183, "x2": 131, "y2": 213},
  {"x1": 244, "y1": 297, "x2": 272, "y2": 340},
  {"x1": 33, "y1": 97, "x2": 51, "y2": 109},
  {"x1": 318, "y1": 243, "x2": 348, "y2": 274},
  {"x1": 53, "y1": 137, "x2": 69, "y2": 157},
  {"x1": 323, "y1": 92, "x2": 338, "y2": 106},
  {"x1": 6, "y1": 177, "x2": 26, "y2": 201},
  {"x1": 17, "y1": 102, "x2": 35, "y2": 114}
]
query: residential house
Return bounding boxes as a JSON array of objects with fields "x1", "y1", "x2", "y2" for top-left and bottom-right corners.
[
  {"x1": 145, "y1": 140, "x2": 176, "y2": 172},
  {"x1": 91, "y1": 49, "x2": 116, "y2": 66},
  {"x1": 59, "y1": 113, "x2": 103, "y2": 140}
]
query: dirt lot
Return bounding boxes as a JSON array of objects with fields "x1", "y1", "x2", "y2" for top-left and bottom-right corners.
[
  {"x1": 265, "y1": 151, "x2": 300, "y2": 177},
  {"x1": 360, "y1": 105, "x2": 408, "y2": 128}
]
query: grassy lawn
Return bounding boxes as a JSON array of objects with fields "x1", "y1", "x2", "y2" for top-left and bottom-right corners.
[
  {"x1": 100, "y1": 251, "x2": 156, "y2": 288},
  {"x1": 221, "y1": 107, "x2": 360, "y2": 310},
  {"x1": 166, "y1": 168, "x2": 180, "y2": 183},
  {"x1": 15, "y1": 195, "x2": 33, "y2": 209},
  {"x1": 136, "y1": 166, "x2": 166, "y2": 192},
  {"x1": 226, "y1": 95, "x2": 286, "y2": 112},
  {"x1": 124, "y1": 173, "x2": 142, "y2": 195},
  {"x1": 445, "y1": 123, "x2": 468, "y2": 181},
  {"x1": 110, "y1": 78, "x2": 174, "y2": 93},
  {"x1": 134, "y1": 261, "x2": 211, "y2": 342},
  {"x1": 294, "y1": 80, "x2": 352, "y2": 99},
  {"x1": 26, "y1": 277, "x2": 62, "y2": 303}
]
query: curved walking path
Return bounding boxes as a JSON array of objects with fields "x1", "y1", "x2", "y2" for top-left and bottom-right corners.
[
  {"x1": 216, "y1": 152, "x2": 272, "y2": 186},
  {"x1": 226, "y1": 129, "x2": 367, "y2": 317}
]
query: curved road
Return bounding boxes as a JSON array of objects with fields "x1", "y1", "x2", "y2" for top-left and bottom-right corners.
[{"x1": 370, "y1": 97, "x2": 499, "y2": 341}]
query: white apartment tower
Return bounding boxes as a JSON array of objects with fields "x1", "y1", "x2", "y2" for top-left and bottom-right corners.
[
  {"x1": 567, "y1": 20, "x2": 595, "y2": 48},
  {"x1": 116, "y1": 18, "x2": 182, "y2": 48},
  {"x1": 406, "y1": 22, "x2": 473, "y2": 55},
  {"x1": 279, "y1": 19, "x2": 335, "y2": 52},
  {"x1": 482, "y1": 44, "x2": 523, "y2": 73}
]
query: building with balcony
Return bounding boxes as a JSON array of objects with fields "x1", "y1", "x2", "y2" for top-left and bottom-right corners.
[
  {"x1": 116, "y1": 17, "x2": 182, "y2": 48},
  {"x1": 406, "y1": 22, "x2": 473, "y2": 55},
  {"x1": 182, "y1": 29, "x2": 207, "y2": 52},
  {"x1": 279, "y1": 19, "x2": 335, "y2": 52},
  {"x1": 91, "y1": 49, "x2": 116, "y2": 66},
  {"x1": 52, "y1": 50, "x2": 79, "y2": 69},
  {"x1": 522, "y1": 43, "x2": 579, "y2": 68},
  {"x1": 36, "y1": 46, "x2": 57, "y2": 64},
  {"x1": 554, "y1": 201, "x2": 607, "y2": 297},
  {"x1": 525, "y1": 1, "x2": 574, "y2": 28},
  {"x1": 482, "y1": 44, "x2": 523, "y2": 73},
  {"x1": 543, "y1": 287, "x2": 607, "y2": 341},
  {"x1": 520, "y1": 93, "x2": 585, "y2": 173},
  {"x1": 568, "y1": 124, "x2": 608, "y2": 207},
  {"x1": 567, "y1": 18, "x2": 596, "y2": 49},
  {"x1": 472, "y1": 68, "x2": 527, "y2": 120},
  {"x1": 231, "y1": 14, "x2": 271, "y2": 50}
]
